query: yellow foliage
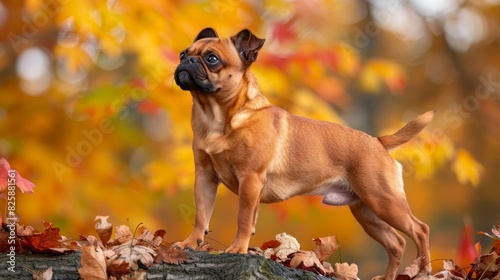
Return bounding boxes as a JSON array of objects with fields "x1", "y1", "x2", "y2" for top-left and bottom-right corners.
[
  {"x1": 390, "y1": 130, "x2": 455, "y2": 180},
  {"x1": 360, "y1": 59, "x2": 407, "y2": 94},
  {"x1": 452, "y1": 149, "x2": 484, "y2": 187}
]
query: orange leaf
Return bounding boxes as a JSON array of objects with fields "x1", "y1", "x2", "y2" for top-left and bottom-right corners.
[
  {"x1": 78, "y1": 245, "x2": 107, "y2": 280},
  {"x1": 20, "y1": 221, "x2": 68, "y2": 253},
  {"x1": 313, "y1": 236, "x2": 340, "y2": 262},
  {"x1": 289, "y1": 251, "x2": 326, "y2": 275}
]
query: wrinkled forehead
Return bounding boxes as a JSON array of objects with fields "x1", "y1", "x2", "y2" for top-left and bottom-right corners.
[{"x1": 187, "y1": 38, "x2": 238, "y2": 59}]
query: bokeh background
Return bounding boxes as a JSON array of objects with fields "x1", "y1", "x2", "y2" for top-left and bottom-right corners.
[{"x1": 1, "y1": 0, "x2": 499, "y2": 278}]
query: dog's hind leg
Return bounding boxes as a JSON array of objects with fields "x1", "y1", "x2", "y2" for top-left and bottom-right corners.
[{"x1": 349, "y1": 200, "x2": 406, "y2": 280}]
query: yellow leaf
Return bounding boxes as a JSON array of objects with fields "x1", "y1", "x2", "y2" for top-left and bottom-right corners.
[
  {"x1": 452, "y1": 149, "x2": 484, "y2": 187},
  {"x1": 359, "y1": 59, "x2": 407, "y2": 93},
  {"x1": 359, "y1": 65, "x2": 381, "y2": 93}
]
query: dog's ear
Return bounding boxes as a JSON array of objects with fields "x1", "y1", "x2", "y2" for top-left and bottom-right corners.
[
  {"x1": 231, "y1": 29, "x2": 265, "y2": 67},
  {"x1": 194, "y1": 27, "x2": 218, "y2": 42}
]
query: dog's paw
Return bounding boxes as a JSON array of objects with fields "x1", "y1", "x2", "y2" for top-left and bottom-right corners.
[
  {"x1": 224, "y1": 243, "x2": 248, "y2": 253},
  {"x1": 371, "y1": 275, "x2": 385, "y2": 280},
  {"x1": 173, "y1": 237, "x2": 202, "y2": 251}
]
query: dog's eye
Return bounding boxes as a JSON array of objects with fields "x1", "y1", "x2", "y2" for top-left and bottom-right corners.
[
  {"x1": 180, "y1": 52, "x2": 186, "y2": 61},
  {"x1": 205, "y1": 54, "x2": 220, "y2": 65}
]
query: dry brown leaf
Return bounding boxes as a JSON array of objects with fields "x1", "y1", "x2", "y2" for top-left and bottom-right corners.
[
  {"x1": 106, "y1": 257, "x2": 131, "y2": 279},
  {"x1": 313, "y1": 236, "x2": 340, "y2": 262},
  {"x1": 472, "y1": 252, "x2": 500, "y2": 279},
  {"x1": 78, "y1": 245, "x2": 107, "y2": 280},
  {"x1": 397, "y1": 257, "x2": 422, "y2": 280},
  {"x1": 274, "y1": 232, "x2": 300, "y2": 261},
  {"x1": 95, "y1": 216, "x2": 112, "y2": 246},
  {"x1": 60, "y1": 236, "x2": 81, "y2": 251},
  {"x1": 154, "y1": 229, "x2": 166, "y2": 239},
  {"x1": 433, "y1": 259, "x2": 467, "y2": 279},
  {"x1": 322, "y1": 261, "x2": 335, "y2": 275},
  {"x1": 289, "y1": 250, "x2": 326, "y2": 275},
  {"x1": 32, "y1": 267, "x2": 53, "y2": 280},
  {"x1": 114, "y1": 225, "x2": 133, "y2": 244},
  {"x1": 16, "y1": 224, "x2": 36, "y2": 236},
  {"x1": 333, "y1": 262, "x2": 358, "y2": 280},
  {"x1": 137, "y1": 227, "x2": 162, "y2": 248},
  {"x1": 79, "y1": 234, "x2": 101, "y2": 247},
  {"x1": 113, "y1": 242, "x2": 156, "y2": 270},
  {"x1": 154, "y1": 245, "x2": 189, "y2": 264}
]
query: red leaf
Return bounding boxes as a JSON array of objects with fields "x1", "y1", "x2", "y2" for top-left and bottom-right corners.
[
  {"x1": 458, "y1": 221, "x2": 478, "y2": 269},
  {"x1": 260, "y1": 240, "x2": 281, "y2": 250},
  {"x1": 19, "y1": 221, "x2": 71, "y2": 253},
  {"x1": 0, "y1": 158, "x2": 35, "y2": 195},
  {"x1": 270, "y1": 18, "x2": 298, "y2": 45}
]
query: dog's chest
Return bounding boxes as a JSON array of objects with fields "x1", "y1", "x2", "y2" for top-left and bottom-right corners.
[{"x1": 209, "y1": 152, "x2": 240, "y2": 193}]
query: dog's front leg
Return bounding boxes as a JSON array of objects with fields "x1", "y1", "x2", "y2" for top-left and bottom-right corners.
[
  {"x1": 175, "y1": 151, "x2": 219, "y2": 250},
  {"x1": 225, "y1": 172, "x2": 265, "y2": 253}
]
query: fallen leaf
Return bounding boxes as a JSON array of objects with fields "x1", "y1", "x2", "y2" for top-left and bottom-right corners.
[
  {"x1": 260, "y1": 240, "x2": 281, "y2": 251},
  {"x1": 78, "y1": 245, "x2": 107, "y2": 280},
  {"x1": 94, "y1": 216, "x2": 112, "y2": 246},
  {"x1": 154, "y1": 229, "x2": 166, "y2": 239},
  {"x1": 137, "y1": 227, "x2": 162, "y2": 248},
  {"x1": 17, "y1": 224, "x2": 36, "y2": 236},
  {"x1": 106, "y1": 257, "x2": 131, "y2": 279},
  {"x1": 154, "y1": 245, "x2": 189, "y2": 265},
  {"x1": 313, "y1": 236, "x2": 339, "y2": 262},
  {"x1": 31, "y1": 267, "x2": 53, "y2": 280},
  {"x1": 113, "y1": 225, "x2": 133, "y2": 244},
  {"x1": 113, "y1": 242, "x2": 156, "y2": 269},
  {"x1": 333, "y1": 262, "x2": 358, "y2": 280},
  {"x1": 274, "y1": 232, "x2": 300, "y2": 261},
  {"x1": 79, "y1": 234, "x2": 101, "y2": 247},
  {"x1": 20, "y1": 221, "x2": 72, "y2": 253},
  {"x1": 472, "y1": 252, "x2": 500, "y2": 279},
  {"x1": 289, "y1": 250, "x2": 326, "y2": 275},
  {"x1": 493, "y1": 240, "x2": 500, "y2": 255},
  {"x1": 322, "y1": 261, "x2": 335, "y2": 275},
  {"x1": 397, "y1": 257, "x2": 423, "y2": 280},
  {"x1": 438, "y1": 259, "x2": 467, "y2": 279}
]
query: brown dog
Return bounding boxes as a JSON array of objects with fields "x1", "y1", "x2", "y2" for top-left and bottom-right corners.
[{"x1": 173, "y1": 27, "x2": 432, "y2": 279}]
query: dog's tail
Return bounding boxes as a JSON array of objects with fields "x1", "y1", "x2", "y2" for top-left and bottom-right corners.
[{"x1": 378, "y1": 110, "x2": 436, "y2": 151}]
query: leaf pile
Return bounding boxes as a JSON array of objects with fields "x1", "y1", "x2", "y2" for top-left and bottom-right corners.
[
  {"x1": 253, "y1": 232, "x2": 358, "y2": 280},
  {"x1": 0, "y1": 220, "x2": 78, "y2": 254},
  {"x1": 78, "y1": 216, "x2": 188, "y2": 279},
  {"x1": 396, "y1": 224, "x2": 500, "y2": 280}
]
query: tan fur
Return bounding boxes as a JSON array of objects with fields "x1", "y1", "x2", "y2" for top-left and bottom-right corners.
[{"x1": 174, "y1": 29, "x2": 433, "y2": 280}]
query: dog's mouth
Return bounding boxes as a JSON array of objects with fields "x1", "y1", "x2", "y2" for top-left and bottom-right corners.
[{"x1": 174, "y1": 65, "x2": 216, "y2": 93}]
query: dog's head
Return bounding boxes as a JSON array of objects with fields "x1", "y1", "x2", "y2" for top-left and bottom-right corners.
[{"x1": 174, "y1": 28, "x2": 265, "y2": 95}]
